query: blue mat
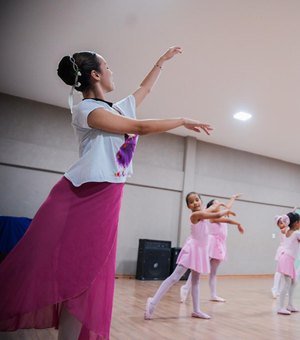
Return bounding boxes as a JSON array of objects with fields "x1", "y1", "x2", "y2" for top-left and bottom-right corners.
[{"x1": 0, "y1": 216, "x2": 32, "y2": 254}]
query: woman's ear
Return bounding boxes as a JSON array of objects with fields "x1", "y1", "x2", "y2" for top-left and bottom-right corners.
[{"x1": 91, "y1": 70, "x2": 101, "y2": 80}]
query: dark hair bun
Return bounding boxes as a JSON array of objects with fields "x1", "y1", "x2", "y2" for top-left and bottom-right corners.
[
  {"x1": 206, "y1": 199, "x2": 215, "y2": 208},
  {"x1": 57, "y1": 56, "x2": 76, "y2": 86},
  {"x1": 287, "y1": 212, "x2": 300, "y2": 226}
]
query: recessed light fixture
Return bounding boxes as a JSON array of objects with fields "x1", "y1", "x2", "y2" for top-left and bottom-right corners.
[{"x1": 233, "y1": 111, "x2": 252, "y2": 121}]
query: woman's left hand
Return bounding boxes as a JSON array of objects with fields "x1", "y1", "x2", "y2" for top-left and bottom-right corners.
[{"x1": 159, "y1": 46, "x2": 183, "y2": 64}]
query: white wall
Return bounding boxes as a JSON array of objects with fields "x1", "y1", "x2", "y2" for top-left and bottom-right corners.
[{"x1": 1, "y1": 93, "x2": 299, "y2": 276}]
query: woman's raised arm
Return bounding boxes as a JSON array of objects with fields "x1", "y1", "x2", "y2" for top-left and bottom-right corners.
[{"x1": 132, "y1": 46, "x2": 183, "y2": 107}]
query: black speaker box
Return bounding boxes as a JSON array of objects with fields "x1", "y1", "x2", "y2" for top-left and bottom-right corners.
[
  {"x1": 136, "y1": 239, "x2": 171, "y2": 280},
  {"x1": 170, "y1": 247, "x2": 190, "y2": 280}
]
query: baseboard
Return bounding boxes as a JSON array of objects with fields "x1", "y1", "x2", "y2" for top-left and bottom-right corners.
[{"x1": 115, "y1": 274, "x2": 274, "y2": 279}]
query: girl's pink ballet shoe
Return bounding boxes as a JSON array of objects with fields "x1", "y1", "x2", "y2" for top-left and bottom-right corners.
[
  {"x1": 210, "y1": 296, "x2": 226, "y2": 302},
  {"x1": 287, "y1": 305, "x2": 299, "y2": 313},
  {"x1": 144, "y1": 297, "x2": 155, "y2": 320},
  {"x1": 277, "y1": 308, "x2": 291, "y2": 315},
  {"x1": 191, "y1": 311, "x2": 211, "y2": 319}
]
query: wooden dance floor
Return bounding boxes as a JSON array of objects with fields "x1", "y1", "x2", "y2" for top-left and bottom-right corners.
[{"x1": 1, "y1": 276, "x2": 299, "y2": 340}]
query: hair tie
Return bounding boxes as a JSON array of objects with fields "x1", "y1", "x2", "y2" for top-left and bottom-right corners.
[
  {"x1": 68, "y1": 56, "x2": 82, "y2": 113},
  {"x1": 281, "y1": 215, "x2": 290, "y2": 227},
  {"x1": 69, "y1": 56, "x2": 81, "y2": 86},
  {"x1": 274, "y1": 214, "x2": 290, "y2": 227}
]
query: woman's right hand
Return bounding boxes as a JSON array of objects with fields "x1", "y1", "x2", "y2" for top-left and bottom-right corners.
[{"x1": 182, "y1": 118, "x2": 213, "y2": 135}]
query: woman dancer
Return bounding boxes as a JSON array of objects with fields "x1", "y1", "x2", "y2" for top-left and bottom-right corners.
[
  {"x1": 0, "y1": 47, "x2": 212, "y2": 339},
  {"x1": 144, "y1": 192, "x2": 234, "y2": 320}
]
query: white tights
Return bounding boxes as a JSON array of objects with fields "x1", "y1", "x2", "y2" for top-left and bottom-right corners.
[
  {"x1": 278, "y1": 275, "x2": 296, "y2": 310},
  {"x1": 58, "y1": 305, "x2": 82, "y2": 340},
  {"x1": 209, "y1": 258, "x2": 221, "y2": 298},
  {"x1": 182, "y1": 258, "x2": 221, "y2": 299},
  {"x1": 151, "y1": 265, "x2": 201, "y2": 313},
  {"x1": 272, "y1": 272, "x2": 283, "y2": 296}
]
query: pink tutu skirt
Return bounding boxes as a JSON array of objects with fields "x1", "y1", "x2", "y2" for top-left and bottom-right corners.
[
  {"x1": 275, "y1": 245, "x2": 284, "y2": 261},
  {"x1": 208, "y1": 235, "x2": 227, "y2": 261},
  {"x1": 0, "y1": 177, "x2": 124, "y2": 340},
  {"x1": 176, "y1": 237, "x2": 210, "y2": 274},
  {"x1": 277, "y1": 253, "x2": 296, "y2": 279}
]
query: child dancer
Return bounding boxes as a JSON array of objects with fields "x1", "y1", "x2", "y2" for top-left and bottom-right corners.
[
  {"x1": 180, "y1": 194, "x2": 244, "y2": 303},
  {"x1": 144, "y1": 192, "x2": 234, "y2": 320},
  {"x1": 271, "y1": 214, "x2": 289, "y2": 298},
  {"x1": 277, "y1": 212, "x2": 300, "y2": 315},
  {"x1": 293, "y1": 209, "x2": 300, "y2": 281},
  {"x1": 296, "y1": 254, "x2": 300, "y2": 281}
]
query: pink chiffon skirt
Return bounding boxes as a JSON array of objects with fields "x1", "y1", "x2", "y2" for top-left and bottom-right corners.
[
  {"x1": 208, "y1": 235, "x2": 227, "y2": 261},
  {"x1": 275, "y1": 245, "x2": 284, "y2": 261},
  {"x1": 277, "y1": 253, "x2": 296, "y2": 279},
  {"x1": 0, "y1": 177, "x2": 124, "y2": 340},
  {"x1": 176, "y1": 237, "x2": 210, "y2": 274}
]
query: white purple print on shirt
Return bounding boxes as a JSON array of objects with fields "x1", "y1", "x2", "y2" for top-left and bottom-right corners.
[{"x1": 115, "y1": 134, "x2": 138, "y2": 177}]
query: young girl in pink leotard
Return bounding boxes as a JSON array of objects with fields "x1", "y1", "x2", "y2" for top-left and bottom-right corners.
[
  {"x1": 180, "y1": 194, "x2": 244, "y2": 303},
  {"x1": 271, "y1": 214, "x2": 289, "y2": 298},
  {"x1": 277, "y1": 212, "x2": 300, "y2": 315},
  {"x1": 144, "y1": 192, "x2": 234, "y2": 320},
  {"x1": 206, "y1": 197, "x2": 244, "y2": 302}
]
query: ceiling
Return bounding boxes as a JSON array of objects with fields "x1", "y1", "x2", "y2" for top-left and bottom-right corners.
[{"x1": 1, "y1": 0, "x2": 300, "y2": 165}]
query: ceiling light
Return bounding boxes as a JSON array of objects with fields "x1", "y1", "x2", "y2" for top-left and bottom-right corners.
[{"x1": 233, "y1": 112, "x2": 252, "y2": 121}]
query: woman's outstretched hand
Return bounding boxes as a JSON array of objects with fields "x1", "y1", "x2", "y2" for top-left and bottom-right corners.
[
  {"x1": 135, "y1": 46, "x2": 183, "y2": 107},
  {"x1": 159, "y1": 46, "x2": 183, "y2": 63},
  {"x1": 182, "y1": 118, "x2": 213, "y2": 135}
]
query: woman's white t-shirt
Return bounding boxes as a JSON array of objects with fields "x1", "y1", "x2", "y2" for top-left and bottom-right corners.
[{"x1": 64, "y1": 95, "x2": 138, "y2": 187}]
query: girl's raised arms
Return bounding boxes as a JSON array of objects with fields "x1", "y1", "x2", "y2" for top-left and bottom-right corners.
[{"x1": 190, "y1": 208, "x2": 235, "y2": 225}]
